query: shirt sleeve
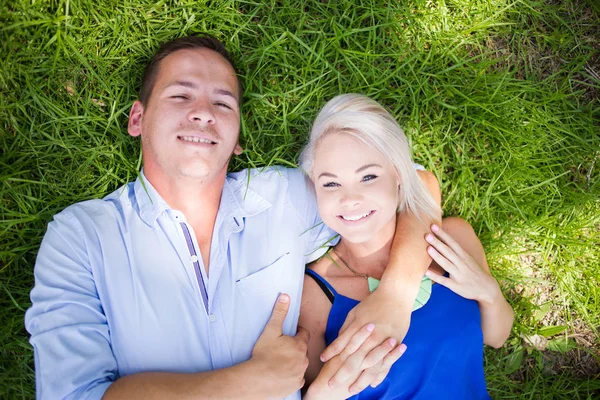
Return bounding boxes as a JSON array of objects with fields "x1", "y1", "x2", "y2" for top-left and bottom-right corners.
[
  {"x1": 284, "y1": 168, "x2": 337, "y2": 263},
  {"x1": 25, "y1": 208, "x2": 116, "y2": 400}
]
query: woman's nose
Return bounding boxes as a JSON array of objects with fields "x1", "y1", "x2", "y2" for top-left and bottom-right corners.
[{"x1": 339, "y1": 189, "x2": 362, "y2": 209}]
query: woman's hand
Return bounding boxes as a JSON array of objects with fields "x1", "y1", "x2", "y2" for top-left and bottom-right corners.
[
  {"x1": 319, "y1": 284, "x2": 412, "y2": 389},
  {"x1": 424, "y1": 224, "x2": 502, "y2": 305},
  {"x1": 306, "y1": 323, "x2": 407, "y2": 399}
]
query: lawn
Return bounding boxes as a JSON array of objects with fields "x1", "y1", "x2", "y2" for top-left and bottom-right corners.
[{"x1": 1, "y1": 0, "x2": 599, "y2": 398}]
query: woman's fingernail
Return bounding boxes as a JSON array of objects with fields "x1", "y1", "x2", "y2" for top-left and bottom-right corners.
[
  {"x1": 366, "y1": 323, "x2": 375, "y2": 332},
  {"x1": 399, "y1": 343, "x2": 408, "y2": 353},
  {"x1": 431, "y1": 224, "x2": 440, "y2": 232},
  {"x1": 389, "y1": 338, "x2": 397, "y2": 346},
  {"x1": 425, "y1": 234, "x2": 434, "y2": 242}
]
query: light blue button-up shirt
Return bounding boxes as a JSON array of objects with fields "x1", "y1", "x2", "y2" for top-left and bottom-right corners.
[{"x1": 25, "y1": 167, "x2": 334, "y2": 400}]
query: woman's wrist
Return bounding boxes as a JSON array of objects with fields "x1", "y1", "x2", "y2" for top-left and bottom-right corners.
[{"x1": 477, "y1": 278, "x2": 504, "y2": 306}]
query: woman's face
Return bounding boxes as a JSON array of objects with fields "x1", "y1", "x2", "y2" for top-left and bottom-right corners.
[{"x1": 312, "y1": 132, "x2": 400, "y2": 244}]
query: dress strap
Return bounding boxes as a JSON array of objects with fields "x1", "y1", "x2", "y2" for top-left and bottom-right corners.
[{"x1": 305, "y1": 269, "x2": 337, "y2": 304}]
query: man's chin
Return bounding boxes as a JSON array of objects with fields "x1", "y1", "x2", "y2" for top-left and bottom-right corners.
[{"x1": 177, "y1": 163, "x2": 227, "y2": 182}]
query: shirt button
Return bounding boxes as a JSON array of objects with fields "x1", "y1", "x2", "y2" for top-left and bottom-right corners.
[
  {"x1": 209, "y1": 314, "x2": 216, "y2": 322},
  {"x1": 190, "y1": 255, "x2": 198, "y2": 263}
]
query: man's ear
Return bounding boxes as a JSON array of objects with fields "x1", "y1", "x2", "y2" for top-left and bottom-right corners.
[
  {"x1": 233, "y1": 143, "x2": 243, "y2": 155},
  {"x1": 128, "y1": 100, "x2": 144, "y2": 137}
]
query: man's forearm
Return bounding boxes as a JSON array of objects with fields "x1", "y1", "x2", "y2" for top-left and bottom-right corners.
[
  {"x1": 381, "y1": 212, "x2": 434, "y2": 288},
  {"x1": 380, "y1": 170, "x2": 442, "y2": 296},
  {"x1": 103, "y1": 360, "x2": 273, "y2": 400}
]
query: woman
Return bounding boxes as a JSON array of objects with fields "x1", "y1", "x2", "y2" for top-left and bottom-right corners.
[{"x1": 298, "y1": 94, "x2": 514, "y2": 399}]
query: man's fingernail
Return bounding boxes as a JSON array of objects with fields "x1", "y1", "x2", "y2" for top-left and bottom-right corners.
[
  {"x1": 328, "y1": 380, "x2": 336, "y2": 388},
  {"x1": 278, "y1": 294, "x2": 289, "y2": 303},
  {"x1": 399, "y1": 343, "x2": 408, "y2": 353},
  {"x1": 389, "y1": 338, "x2": 397, "y2": 346},
  {"x1": 366, "y1": 323, "x2": 375, "y2": 332},
  {"x1": 320, "y1": 354, "x2": 326, "y2": 362}
]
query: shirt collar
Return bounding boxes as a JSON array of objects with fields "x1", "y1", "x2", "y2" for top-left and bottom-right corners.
[
  {"x1": 133, "y1": 169, "x2": 272, "y2": 227},
  {"x1": 134, "y1": 170, "x2": 172, "y2": 226},
  {"x1": 221, "y1": 170, "x2": 272, "y2": 222}
]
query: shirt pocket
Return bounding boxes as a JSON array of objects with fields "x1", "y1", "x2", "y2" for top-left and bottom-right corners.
[
  {"x1": 235, "y1": 252, "x2": 300, "y2": 334},
  {"x1": 236, "y1": 251, "x2": 291, "y2": 297}
]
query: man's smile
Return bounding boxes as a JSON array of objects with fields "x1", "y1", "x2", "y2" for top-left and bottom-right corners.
[{"x1": 178, "y1": 135, "x2": 217, "y2": 145}]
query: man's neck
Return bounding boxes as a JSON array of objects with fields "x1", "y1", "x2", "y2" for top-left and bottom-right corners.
[{"x1": 145, "y1": 167, "x2": 226, "y2": 272}]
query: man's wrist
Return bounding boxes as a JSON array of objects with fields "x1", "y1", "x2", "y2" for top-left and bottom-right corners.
[{"x1": 377, "y1": 277, "x2": 420, "y2": 306}]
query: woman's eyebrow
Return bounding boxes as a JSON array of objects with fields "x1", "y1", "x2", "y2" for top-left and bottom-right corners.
[
  {"x1": 355, "y1": 163, "x2": 382, "y2": 173},
  {"x1": 317, "y1": 172, "x2": 337, "y2": 179}
]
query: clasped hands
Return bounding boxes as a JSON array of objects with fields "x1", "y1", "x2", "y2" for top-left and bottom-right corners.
[{"x1": 251, "y1": 288, "x2": 411, "y2": 399}]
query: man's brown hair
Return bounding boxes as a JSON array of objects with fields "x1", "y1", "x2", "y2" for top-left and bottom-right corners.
[{"x1": 139, "y1": 34, "x2": 241, "y2": 106}]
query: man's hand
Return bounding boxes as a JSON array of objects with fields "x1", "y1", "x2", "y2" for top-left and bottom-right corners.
[
  {"x1": 319, "y1": 285, "x2": 413, "y2": 389},
  {"x1": 250, "y1": 294, "x2": 310, "y2": 399}
]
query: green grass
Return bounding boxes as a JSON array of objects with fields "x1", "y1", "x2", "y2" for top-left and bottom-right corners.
[{"x1": 1, "y1": 0, "x2": 599, "y2": 398}]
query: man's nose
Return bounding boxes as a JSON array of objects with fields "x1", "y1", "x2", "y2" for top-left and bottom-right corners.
[{"x1": 188, "y1": 100, "x2": 215, "y2": 125}]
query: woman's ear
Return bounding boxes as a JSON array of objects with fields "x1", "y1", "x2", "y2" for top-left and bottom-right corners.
[{"x1": 128, "y1": 101, "x2": 144, "y2": 137}]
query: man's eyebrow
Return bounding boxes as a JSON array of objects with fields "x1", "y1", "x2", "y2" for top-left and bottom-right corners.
[
  {"x1": 164, "y1": 82, "x2": 237, "y2": 102},
  {"x1": 165, "y1": 80, "x2": 198, "y2": 89},
  {"x1": 214, "y1": 88, "x2": 237, "y2": 101}
]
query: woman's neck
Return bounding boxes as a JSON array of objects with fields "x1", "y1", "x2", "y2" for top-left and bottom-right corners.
[{"x1": 335, "y1": 218, "x2": 396, "y2": 279}]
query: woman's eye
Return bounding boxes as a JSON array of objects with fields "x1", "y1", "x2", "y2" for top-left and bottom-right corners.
[
  {"x1": 170, "y1": 95, "x2": 187, "y2": 99},
  {"x1": 362, "y1": 174, "x2": 378, "y2": 182},
  {"x1": 323, "y1": 182, "x2": 340, "y2": 188}
]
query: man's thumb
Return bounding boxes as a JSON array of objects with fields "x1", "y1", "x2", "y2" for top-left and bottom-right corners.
[{"x1": 266, "y1": 293, "x2": 290, "y2": 334}]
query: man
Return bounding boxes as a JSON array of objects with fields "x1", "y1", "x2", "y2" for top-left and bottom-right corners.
[{"x1": 25, "y1": 34, "x2": 436, "y2": 399}]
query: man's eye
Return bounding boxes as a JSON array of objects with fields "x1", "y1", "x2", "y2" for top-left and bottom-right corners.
[
  {"x1": 362, "y1": 174, "x2": 378, "y2": 182},
  {"x1": 215, "y1": 102, "x2": 233, "y2": 110},
  {"x1": 323, "y1": 182, "x2": 340, "y2": 188},
  {"x1": 170, "y1": 95, "x2": 188, "y2": 99}
]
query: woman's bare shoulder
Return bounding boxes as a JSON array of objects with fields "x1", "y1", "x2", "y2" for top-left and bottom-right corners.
[{"x1": 306, "y1": 250, "x2": 334, "y2": 276}]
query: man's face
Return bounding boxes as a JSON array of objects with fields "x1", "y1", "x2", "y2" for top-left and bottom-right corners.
[{"x1": 128, "y1": 48, "x2": 242, "y2": 185}]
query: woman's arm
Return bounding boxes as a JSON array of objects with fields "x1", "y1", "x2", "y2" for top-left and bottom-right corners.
[
  {"x1": 300, "y1": 272, "x2": 353, "y2": 400},
  {"x1": 299, "y1": 274, "x2": 330, "y2": 387},
  {"x1": 424, "y1": 221, "x2": 514, "y2": 348}
]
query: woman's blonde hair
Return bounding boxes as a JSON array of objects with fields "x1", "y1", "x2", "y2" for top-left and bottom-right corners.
[{"x1": 299, "y1": 93, "x2": 440, "y2": 223}]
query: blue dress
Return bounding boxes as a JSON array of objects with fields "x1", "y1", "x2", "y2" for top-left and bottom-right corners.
[{"x1": 305, "y1": 269, "x2": 491, "y2": 400}]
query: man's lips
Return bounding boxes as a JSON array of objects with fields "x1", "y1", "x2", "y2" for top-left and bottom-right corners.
[{"x1": 177, "y1": 134, "x2": 218, "y2": 145}]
